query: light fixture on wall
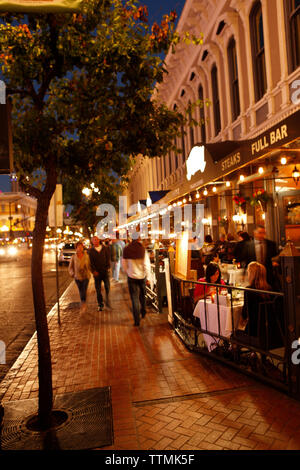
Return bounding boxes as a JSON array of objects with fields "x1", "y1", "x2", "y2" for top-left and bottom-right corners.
[{"x1": 292, "y1": 165, "x2": 300, "y2": 186}]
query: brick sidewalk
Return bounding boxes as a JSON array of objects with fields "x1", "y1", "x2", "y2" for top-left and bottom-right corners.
[{"x1": 1, "y1": 276, "x2": 300, "y2": 450}]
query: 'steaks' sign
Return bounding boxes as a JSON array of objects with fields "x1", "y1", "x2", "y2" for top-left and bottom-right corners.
[{"x1": 0, "y1": 0, "x2": 82, "y2": 12}]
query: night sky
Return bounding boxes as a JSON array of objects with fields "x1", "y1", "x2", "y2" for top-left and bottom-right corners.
[{"x1": 0, "y1": 0, "x2": 186, "y2": 192}]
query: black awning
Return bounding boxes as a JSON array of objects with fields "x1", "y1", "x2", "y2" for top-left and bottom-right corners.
[{"x1": 148, "y1": 190, "x2": 170, "y2": 203}]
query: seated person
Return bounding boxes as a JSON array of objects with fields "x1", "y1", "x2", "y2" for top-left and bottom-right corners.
[
  {"x1": 241, "y1": 261, "x2": 270, "y2": 336},
  {"x1": 200, "y1": 235, "x2": 216, "y2": 262},
  {"x1": 194, "y1": 262, "x2": 226, "y2": 303}
]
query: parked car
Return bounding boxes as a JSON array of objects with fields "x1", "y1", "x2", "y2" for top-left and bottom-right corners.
[{"x1": 58, "y1": 242, "x2": 76, "y2": 266}]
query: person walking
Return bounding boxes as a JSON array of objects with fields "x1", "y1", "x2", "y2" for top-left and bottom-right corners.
[
  {"x1": 89, "y1": 236, "x2": 112, "y2": 311},
  {"x1": 110, "y1": 239, "x2": 122, "y2": 282},
  {"x1": 68, "y1": 241, "x2": 91, "y2": 315},
  {"x1": 122, "y1": 237, "x2": 151, "y2": 326}
]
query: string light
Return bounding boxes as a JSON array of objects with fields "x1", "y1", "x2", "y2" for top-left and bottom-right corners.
[
  {"x1": 203, "y1": 188, "x2": 208, "y2": 196},
  {"x1": 280, "y1": 157, "x2": 287, "y2": 165},
  {"x1": 239, "y1": 174, "x2": 245, "y2": 182},
  {"x1": 212, "y1": 186, "x2": 217, "y2": 193},
  {"x1": 225, "y1": 181, "x2": 231, "y2": 187},
  {"x1": 258, "y1": 166, "x2": 264, "y2": 175}
]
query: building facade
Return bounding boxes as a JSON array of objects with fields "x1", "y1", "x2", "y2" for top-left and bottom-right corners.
[
  {"x1": 123, "y1": 0, "x2": 300, "y2": 246},
  {"x1": 0, "y1": 192, "x2": 36, "y2": 240}
]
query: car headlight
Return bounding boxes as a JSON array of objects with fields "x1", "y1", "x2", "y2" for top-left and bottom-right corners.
[{"x1": 8, "y1": 246, "x2": 18, "y2": 256}]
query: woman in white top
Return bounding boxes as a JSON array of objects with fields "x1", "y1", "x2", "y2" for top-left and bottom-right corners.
[{"x1": 68, "y1": 241, "x2": 91, "y2": 314}]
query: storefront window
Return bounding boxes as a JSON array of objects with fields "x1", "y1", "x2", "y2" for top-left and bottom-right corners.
[{"x1": 284, "y1": 195, "x2": 300, "y2": 225}]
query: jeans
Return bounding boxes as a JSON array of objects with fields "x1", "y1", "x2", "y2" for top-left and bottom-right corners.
[
  {"x1": 75, "y1": 278, "x2": 89, "y2": 303},
  {"x1": 127, "y1": 277, "x2": 146, "y2": 325},
  {"x1": 111, "y1": 260, "x2": 121, "y2": 281},
  {"x1": 94, "y1": 272, "x2": 110, "y2": 307}
]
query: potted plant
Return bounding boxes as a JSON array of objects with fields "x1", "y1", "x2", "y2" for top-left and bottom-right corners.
[
  {"x1": 233, "y1": 195, "x2": 247, "y2": 214},
  {"x1": 249, "y1": 189, "x2": 272, "y2": 212}
]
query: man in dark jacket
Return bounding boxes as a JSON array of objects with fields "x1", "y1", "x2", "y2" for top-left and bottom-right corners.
[
  {"x1": 89, "y1": 236, "x2": 111, "y2": 311},
  {"x1": 241, "y1": 225, "x2": 278, "y2": 289}
]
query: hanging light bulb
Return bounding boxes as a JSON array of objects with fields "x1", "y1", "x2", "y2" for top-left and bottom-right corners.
[
  {"x1": 239, "y1": 174, "x2": 245, "y2": 182},
  {"x1": 203, "y1": 188, "x2": 208, "y2": 196},
  {"x1": 212, "y1": 186, "x2": 217, "y2": 193},
  {"x1": 196, "y1": 191, "x2": 200, "y2": 199},
  {"x1": 183, "y1": 198, "x2": 187, "y2": 204},
  {"x1": 258, "y1": 166, "x2": 264, "y2": 175},
  {"x1": 188, "y1": 194, "x2": 192, "y2": 202},
  {"x1": 225, "y1": 181, "x2": 231, "y2": 187},
  {"x1": 280, "y1": 157, "x2": 287, "y2": 165}
]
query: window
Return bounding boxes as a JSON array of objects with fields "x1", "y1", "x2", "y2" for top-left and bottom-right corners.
[
  {"x1": 168, "y1": 151, "x2": 172, "y2": 175},
  {"x1": 188, "y1": 105, "x2": 194, "y2": 150},
  {"x1": 198, "y1": 85, "x2": 206, "y2": 143},
  {"x1": 211, "y1": 65, "x2": 221, "y2": 136},
  {"x1": 250, "y1": 1, "x2": 267, "y2": 102},
  {"x1": 286, "y1": 0, "x2": 300, "y2": 72},
  {"x1": 227, "y1": 37, "x2": 240, "y2": 121},
  {"x1": 181, "y1": 125, "x2": 186, "y2": 162}
]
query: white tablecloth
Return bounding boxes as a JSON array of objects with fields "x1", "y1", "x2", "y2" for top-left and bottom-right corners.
[{"x1": 193, "y1": 298, "x2": 243, "y2": 351}]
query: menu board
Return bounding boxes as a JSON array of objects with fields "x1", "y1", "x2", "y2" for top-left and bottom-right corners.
[{"x1": 175, "y1": 232, "x2": 191, "y2": 279}]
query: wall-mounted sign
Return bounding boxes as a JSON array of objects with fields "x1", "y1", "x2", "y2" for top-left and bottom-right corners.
[
  {"x1": 186, "y1": 145, "x2": 206, "y2": 181},
  {"x1": 0, "y1": 0, "x2": 83, "y2": 12}
]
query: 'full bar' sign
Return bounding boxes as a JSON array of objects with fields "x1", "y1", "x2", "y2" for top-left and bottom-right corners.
[{"x1": 251, "y1": 124, "x2": 288, "y2": 156}]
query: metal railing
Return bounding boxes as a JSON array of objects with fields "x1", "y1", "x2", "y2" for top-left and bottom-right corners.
[{"x1": 170, "y1": 274, "x2": 299, "y2": 398}]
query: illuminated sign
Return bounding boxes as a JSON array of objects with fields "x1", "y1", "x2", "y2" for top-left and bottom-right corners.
[
  {"x1": 251, "y1": 125, "x2": 288, "y2": 156},
  {"x1": 186, "y1": 146, "x2": 206, "y2": 181},
  {"x1": 221, "y1": 152, "x2": 241, "y2": 172}
]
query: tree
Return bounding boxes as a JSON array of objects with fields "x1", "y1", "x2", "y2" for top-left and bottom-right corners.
[
  {"x1": 0, "y1": 0, "x2": 200, "y2": 429},
  {"x1": 63, "y1": 171, "x2": 122, "y2": 239}
]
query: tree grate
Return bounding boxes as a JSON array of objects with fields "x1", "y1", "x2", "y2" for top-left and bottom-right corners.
[{"x1": 0, "y1": 387, "x2": 113, "y2": 450}]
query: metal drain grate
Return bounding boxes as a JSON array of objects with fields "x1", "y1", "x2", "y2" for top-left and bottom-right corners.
[{"x1": 0, "y1": 387, "x2": 113, "y2": 450}]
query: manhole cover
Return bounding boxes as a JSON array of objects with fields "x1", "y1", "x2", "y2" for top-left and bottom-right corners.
[{"x1": 0, "y1": 387, "x2": 113, "y2": 450}]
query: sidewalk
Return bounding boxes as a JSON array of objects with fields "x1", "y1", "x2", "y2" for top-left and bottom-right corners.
[{"x1": 1, "y1": 275, "x2": 300, "y2": 450}]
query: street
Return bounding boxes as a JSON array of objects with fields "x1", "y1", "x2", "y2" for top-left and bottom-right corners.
[{"x1": 0, "y1": 247, "x2": 72, "y2": 383}]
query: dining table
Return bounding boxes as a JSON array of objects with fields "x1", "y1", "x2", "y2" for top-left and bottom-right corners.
[{"x1": 193, "y1": 294, "x2": 244, "y2": 352}]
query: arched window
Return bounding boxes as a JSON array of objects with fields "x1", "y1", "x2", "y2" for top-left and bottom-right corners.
[
  {"x1": 198, "y1": 85, "x2": 206, "y2": 143},
  {"x1": 188, "y1": 105, "x2": 195, "y2": 150},
  {"x1": 168, "y1": 151, "x2": 172, "y2": 175},
  {"x1": 250, "y1": 1, "x2": 267, "y2": 102},
  {"x1": 211, "y1": 65, "x2": 221, "y2": 136},
  {"x1": 227, "y1": 37, "x2": 240, "y2": 121},
  {"x1": 180, "y1": 125, "x2": 186, "y2": 163},
  {"x1": 286, "y1": 0, "x2": 300, "y2": 72}
]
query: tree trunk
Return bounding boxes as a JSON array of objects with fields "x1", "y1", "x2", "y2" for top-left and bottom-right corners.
[{"x1": 31, "y1": 172, "x2": 56, "y2": 429}]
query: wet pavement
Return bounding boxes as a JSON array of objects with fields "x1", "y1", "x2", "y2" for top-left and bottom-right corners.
[{"x1": 1, "y1": 275, "x2": 300, "y2": 450}]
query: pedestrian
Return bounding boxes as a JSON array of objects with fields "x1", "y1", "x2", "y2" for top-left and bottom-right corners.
[
  {"x1": 89, "y1": 236, "x2": 112, "y2": 311},
  {"x1": 68, "y1": 241, "x2": 91, "y2": 315},
  {"x1": 234, "y1": 231, "x2": 251, "y2": 266},
  {"x1": 110, "y1": 238, "x2": 123, "y2": 282},
  {"x1": 122, "y1": 236, "x2": 151, "y2": 326}
]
